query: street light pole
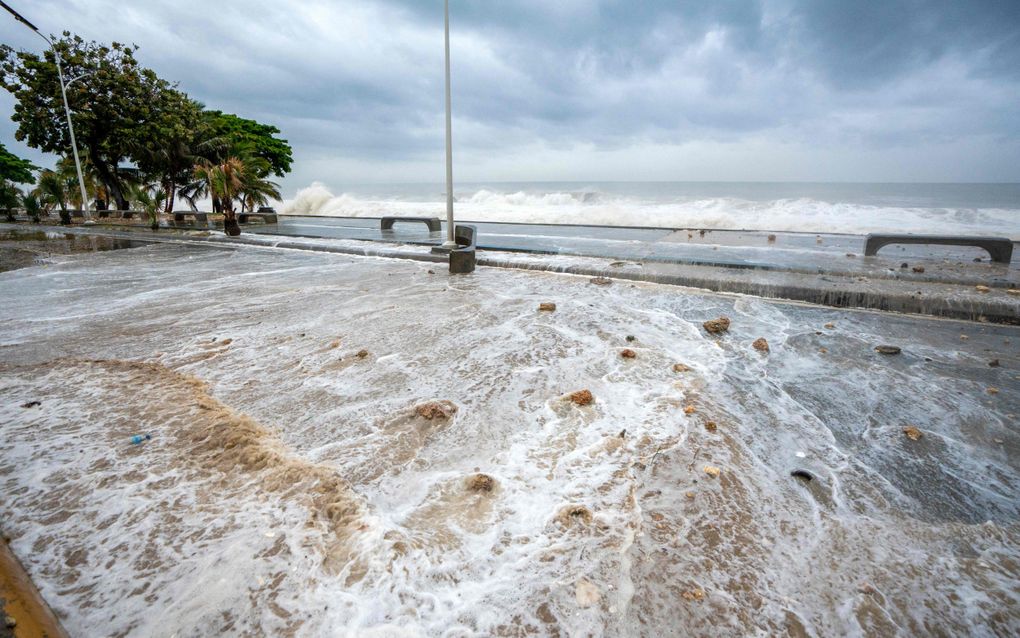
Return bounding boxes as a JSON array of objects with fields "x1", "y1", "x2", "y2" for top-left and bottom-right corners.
[
  {"x1": 442, "y1": 0, "x2": 456, "y2": 248},
  {"x1": 1, "y1": 0, "x2": 92, "y2": 221}
]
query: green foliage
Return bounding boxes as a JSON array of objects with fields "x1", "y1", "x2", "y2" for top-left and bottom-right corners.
[
  {"x1": 205, "y1": 111, "x2": 292, "y2": 178},
  {"x1": 22, "y1": 192, "x2": 42, "y2": 222},
  {"x1": 0, "y1": 141, "x2": 36, "y2": 183}
]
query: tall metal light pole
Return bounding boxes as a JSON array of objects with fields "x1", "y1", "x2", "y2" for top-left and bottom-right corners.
[
  {"x1": 1, "y1": 0, "x2": 92, "y2": 221},
  {"x1": 441, "y1": 0, "x2": 456, "y2": 248}
]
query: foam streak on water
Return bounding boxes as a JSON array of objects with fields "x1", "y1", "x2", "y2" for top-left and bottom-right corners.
[
  {"x1": 281, "y1": 182, "x2": 1020, "y2": 239},
  {"x1": 1, "y1": 243, "x2": 1018, "y2": 636}
]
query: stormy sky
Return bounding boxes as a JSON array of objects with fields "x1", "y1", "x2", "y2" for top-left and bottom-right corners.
[{"x1": 2, "y1": 0, "x2": 1018, "y2": 193}]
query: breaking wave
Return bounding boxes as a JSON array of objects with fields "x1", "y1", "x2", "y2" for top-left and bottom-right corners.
[{"x1": 282, "y1": 182, "x2": 1020, "y2": 239}]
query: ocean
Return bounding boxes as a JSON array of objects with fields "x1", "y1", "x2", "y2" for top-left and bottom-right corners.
[{"x1": 282, "y1": 181, "x2": 1020, "y2": 239}]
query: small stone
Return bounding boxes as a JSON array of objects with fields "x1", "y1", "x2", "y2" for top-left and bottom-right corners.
[
  {"x1": 466, "y1": 473, "x2": 495, "y2": 492},
  {"x1": 672, "y1": 363, "x2": 691, "y2": 373},
  {"x1": 752, "y1": 337, "x2": 769, "y2": 352},
  {"x1": 902, "y1": 426, "x2": 923, "y2": 441},
  {"x1": 569, "y1": 389, "x2": 594, "y2": 406},
  {"x1": 356, "y1": 349, "x2": 370, "y2": 358},
  {"x1": 590, "y1": 277, "x2": 612, "y2": 286},
  {"x1": 702, "y1": 316, "x2": 731, "y2": 334},
  {"x1": 703, "y1": 465, "x2": 720, "y2": 478},
  {"x1": 704, "y1": 421, "x2": 717, "y2": 432},
  {"x1": 989, "y1": 359, "x2": 1000, "y2": 367},
  {"x1": 20, "y1": 400, "x2": 41, "y2": 408},
  {"x1": 846, "y1": 253, "x2": 856, "y2": 258},
  {"x1": 427, "y1": 269, "x2": 435, "y2": 274},
  {"x1": 538, "y1": 302, "x2": 557, "y2": 312},
  {"x1": 684, "y1": 405, "x2": 696, "y2": 415},
  {"x1": 987, "y1": 387, "x2": 999, "y2": 395},
  {"x1": 414, "y1": 401, "x2": 457, "y2": 420},
  {"x1": 625, "y1": 335, "x2": 636, "y2": 342},
  {"x1": 975, "y1": 285, "x2": 991, "y2": 293},
  {"x1": 875, "y1": 345, "x2": 901, "y2": 355},
  {"x1": 912, "y1": 266, "x2": 925, "y2": 273},
  {"x1": 620, "y1": 348, "x2": 637, "y2": 359},
  {"x1": 824, "y1": 322, "x2": 835, "y2": 329},
  {"x1": 681, "y1": 588, "x2": 705, "y2": 601},
  {"x1": 819, "y1": 347, "x2": 828, "y2": 354},
  {"x1": 900, "y1": 263, "x2": 909, "y2": 269}
]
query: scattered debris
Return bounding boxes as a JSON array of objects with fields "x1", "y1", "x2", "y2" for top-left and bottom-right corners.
[
  {"x1": 685, "y1": 491, "x2": 696, "y2": 499},
  {"x1": 900, "y1": 263, "x2": 909, "y2": 269},
  {"x1": 415, "y1": 401, "x2": 458, "y2": 420},
  {"x1": 625, "y1": 335, "x2": 636, "y2": 342},
  {"x1": 819, "y1": 347, "x2": 828, "y2": 354},
  {"x1": 987, "y1": 387, "x2": 999, "y2": 395},
  {"x1": 687, "y1": 232, "x2": 694, "y2": 239},
  {"x1": 466, "y1": 473, "x2": 495, "y2": 493},
  {"x1": 699, "y1": 229, "x2": 706, "y2": 237},
  {"x1": 912, "y1": 266, "x2": 925, "y2": 273},
  {"x1": 220, "y1": 338, "x2": 233, "y2": 346},
  {"x1": 356, "y1": 349, "x2": 370, "y2": 359},
  {"x1": 704, "y1": 421, "x2": 717, "y2": 432},
  {"x1": 702, "y1": 316, "x2": 731, "y2": 334},
  {"x1": 824, "y1": 322, "x2": 835, "y2": 329},
  {"x1": 767, "y1": 234, "x2": 776, "y2": 242},
  {"x1": 673, "y1": 363, "x2": 692, "y2": 373},
  {"x1": 903, "y1": 426, "x2": 923, "y2": 441},
  {"x1": 1008, "y1": 289, "x2": 1020, "y2": 296},
  {"x1": 858, "y1": 583, "x2": 877, "y2": 595},
  {"x1": 620, "y1": 348, "x2": 637, "y2": 359},
  {"x1": 846, "y1": 253, "x2": 856, "y2": 258},
  {"x1": 427, "y1": 269, "x2": 435, "y2": 274},
  {"x1": 328, "y1": 339, "x2": 341, "y2": 349},
  {"x1": 988, "y1": 359, "x2": 1000, "y2": 368},
  {"x1": 752, "y1": 337, "x2": 769, "y2": 352},
  {"x1": 569, "y1": 389, "x2": 594, "y2": 406},
  {"x1": 703, "y1": 465, "x2": 720, "y2": 478},
  {"x1": 875, "y1": 345, "x2": 901, "y2": 355},
  {"x1": 130, "y1": 434, "x2": 152, "y2": 445},
  {"x1": 791, "y1": 469, "x2": 814, "y2": 482},
  {"x1": 538, "y1": 302, "x2": 557, "y2": 312},
  {"x1": 684, "y1": 405, "x2": 696, "y2": 415},
  {"x1": 960, "y1": 335, "x2": 969, "y2": 341},
  {"x1": 976, "y1": 285, "x2": 991, "y2": 293},
  {"x1": 590, "y1": 277, "x2": 612, "y2": 286},
  {"x1": 20, "y1": 400, "x2": 41, "y2": 408},
  {"x1": 4, "y1": 615, "x2": 16, "y2": 629},
  {"x1": 576, "y1": 579, "x2": 601, "y2": 608},
  {"x1": 681, "y1": 588, "x2": 705, "y2": 602}
]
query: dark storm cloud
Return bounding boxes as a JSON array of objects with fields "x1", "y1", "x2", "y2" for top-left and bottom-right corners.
[{"x1": 1, "y1": 0, "x2": 1018, "y2": 185}]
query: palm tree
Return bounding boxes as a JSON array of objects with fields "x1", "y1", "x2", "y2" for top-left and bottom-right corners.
[
  {"x1": 130, "y1": 183, "x2": 168, "y2": 231},
  {"x1": 239, "y1": 173, "x2": 281, "y2": 213},
  {"x1": 0, "y1": 181, "x2": 20, "y2": 222},
  {"x1": 35, "y1": 170, "x2": 66, "y2": 217},
  {"x1": 22, "y1": 193, "x2": 42, "y2": 223},
  {"x1": 193, "y1": 156, "x2": 248, "y2": 235}
]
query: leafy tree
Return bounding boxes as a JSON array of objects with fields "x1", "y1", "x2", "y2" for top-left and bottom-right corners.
[
  {"x1": 129, "y1": 182, "x2": 166, "y2": 231},
  {"x1": 0, "y1": 181, "x2": 20, "y2": 221},
  {"x1": 205, "y1": 111, "x2": 292, "y2": 178},
  {"x1": 35, "y1": 169, "x2": 67, "y2": 213},
  {"x1": 0, "y1": 33, "x2": 175, "y2": 210},
  {"x1": 0, "y1": 141, "x2": 36, "y2": 184}
]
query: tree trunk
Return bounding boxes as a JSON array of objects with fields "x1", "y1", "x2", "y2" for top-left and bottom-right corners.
[
  {"x1": 164, "y1": 181, "x2": 176, "y2": 214},
  {"x1": 223, "y1": 210, "x2": 241, "y2": 236}
]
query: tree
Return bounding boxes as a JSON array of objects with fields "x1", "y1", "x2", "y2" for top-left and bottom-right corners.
[
  {"x1": 0, "y1": 141, "x2": 36, "y2": 184},
  {"x1": 0, "y1": 181, "x2": 20, "y2": 221},
  {"x1": 205, "y1": 111, "x2": 292, "y2": 178},
  {"x1": 22, "y1": 192, "x2": 42, "y2": 223},
  {"x1": 1, "y1": 33, "x2": 176, "y2": 210},
  {"x1": 35, "y1": 169, "x2": 67, "y2": 213},
  {"x1": 129, "y1": 182, "x2": 166, "y2": 231}
]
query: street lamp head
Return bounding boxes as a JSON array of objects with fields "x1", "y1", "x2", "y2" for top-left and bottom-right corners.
[{"x1": 0, "y1": 0, "x2": 40, "y2": 32}]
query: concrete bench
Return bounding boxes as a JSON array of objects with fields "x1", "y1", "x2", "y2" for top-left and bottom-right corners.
[
  {"x1": 70, "y1": 210, "x2": 84, "y2": 219},
  {"x1": 173, "y1": 211, "x2": 209, "y2": 223},
  {"x1": 450, "y1": 224, "x2": 477, "y2": 274},
  {"x1": 119, "y1": 210, "x2": 136, "y2": 219},
  {"x1": 238, "y1": 212, "x2": 278, "y2": 224},
  {"x1": 381, "y1": 216, "x2": 442, "y2": 232},
  {"x1": 864, "y1": 233, "x2": 1013, "y2": 263}
]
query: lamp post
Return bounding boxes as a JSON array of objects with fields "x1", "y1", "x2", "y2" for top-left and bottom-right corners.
[
  {"x1": 441, "y1": 0, "x2": 456, "y2": 249},
  {"x1": 1, "y1": 0, "x2": 92, "y2": 221}
]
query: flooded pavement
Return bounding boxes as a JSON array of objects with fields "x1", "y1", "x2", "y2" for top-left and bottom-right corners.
[
  {"x1": 0, "y1": 241, "x2": 1018, "y2": 637},
  {"x1": 0, "y1": 228, "x2": 144, "y2": 273}
]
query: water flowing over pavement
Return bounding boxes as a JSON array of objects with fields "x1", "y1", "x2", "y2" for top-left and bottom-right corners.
[{"x1": 1, "y1": 241, "x2": 1018, "y2": 636}]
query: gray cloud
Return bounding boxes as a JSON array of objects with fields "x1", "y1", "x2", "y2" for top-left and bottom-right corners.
[{"x1": 1, "y1": 0, "x2": 1018, "y2": 190}]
